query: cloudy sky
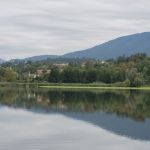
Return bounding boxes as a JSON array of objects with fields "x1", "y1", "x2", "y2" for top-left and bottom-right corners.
[{"x1": 0, "y1": 0, "x2": 150, "y2": 60}]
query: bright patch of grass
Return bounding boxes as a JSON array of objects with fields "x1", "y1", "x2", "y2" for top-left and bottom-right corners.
[{"x1": 39, "y1": 85, "x2": 150, "y2": 91}]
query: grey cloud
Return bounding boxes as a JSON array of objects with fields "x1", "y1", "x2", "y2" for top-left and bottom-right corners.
[{"x1": 0, "y1": 0, "x2": 150, "y2": 59}]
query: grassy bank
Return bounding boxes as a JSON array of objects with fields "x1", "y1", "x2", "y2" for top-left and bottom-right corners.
[
  {"x1": 39, "y1": 84, "x2": 150, "y2": 91},
  {"x1": 0, "y1": 82, "x2": 150, "y2": 91}
]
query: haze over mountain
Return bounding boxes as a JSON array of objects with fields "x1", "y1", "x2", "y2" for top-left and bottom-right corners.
[
  {"x1": 63, "y1": 32, "x2": 150, "y2": 59},
  {"x1": 7, "y1": 55, "x2": 59, "y2": 63},
  {"x1": 0, "y1": 32, "x2": 150, "y2": 63},
  {"x1": 23, "y1": 55, "x2": 59, "y2": 62},
  {"x1": 0, "y1": 59, "x2": 5, "y2": 64}
]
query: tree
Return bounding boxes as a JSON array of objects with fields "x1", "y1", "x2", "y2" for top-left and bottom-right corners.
[
  {"x1": 84, "y1": 60, "x2": 95, "y2": 70},
  {"x1": 134, "y1": 77, "x2": 144, "y2": 87},
  {"x1": 49, "y1": 68, "x2": 61, "y2": 83},
  {"x1": 86, "y1": 70, "x2": 97, "y2": 83},
  {"x1": 0, "y1": 67, "x2": 5, "y2": 81},
  {"x1": 4, "y1": 68, "x2": 18, "y2": 82},
  {"x1": 126, "y1": 68, "x2": 144, "y2": 87}
]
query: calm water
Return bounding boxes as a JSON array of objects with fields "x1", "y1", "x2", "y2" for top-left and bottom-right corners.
[{"x1": 0, "y1": 85, "x2": 150, "y2": 150}]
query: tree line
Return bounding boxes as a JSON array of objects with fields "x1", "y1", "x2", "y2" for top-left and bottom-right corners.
[
  {"x1": 0, "y1": 53, "x2": 150, "y2": 87},
  {"x1": 42, "y1": 53, "x2": 149, "y2": 87}
]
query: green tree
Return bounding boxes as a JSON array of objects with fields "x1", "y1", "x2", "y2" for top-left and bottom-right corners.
[
  {"x1": 86, "y1": 70, "x2": 97, "y2": 83},
  {"x1": 4, "y1": 68, "x2": 18, "y2": 82},
  {"x1": 49, "y1": 68, "x2": 61, "y2": 82}
]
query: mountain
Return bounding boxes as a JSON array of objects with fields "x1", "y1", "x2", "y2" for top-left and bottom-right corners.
[
  {"x1": 63, "y1": 32, "x2": 150, "y2": 59},
  {"x1": 0, "y1": 59, "x2": 5, "y2": 64},
  {"x1": 7, "y1": 55, "x2": 59, "y2": 64},
  {"x1": 3, "y1": 32, "x2": 150, "y2": 63},
  {"x1": 23, "y1": 55, "x2": 59, "y2": 62}
]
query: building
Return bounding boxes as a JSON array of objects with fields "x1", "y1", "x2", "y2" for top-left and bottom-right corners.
[{"x1": 36, "y1": 69, "x2": 44, "y2": 76}]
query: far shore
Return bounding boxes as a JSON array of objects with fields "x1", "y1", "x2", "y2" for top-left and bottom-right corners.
[{"x1": 0, "y1": 82, "x2": 150, "y2": 90}]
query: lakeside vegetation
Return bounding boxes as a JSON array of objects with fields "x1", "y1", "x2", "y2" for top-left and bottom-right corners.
[
  {"x1": 1, "y1": 82, "x2": 150, "y2": 91},
  {"x1": 1, "y1": 53, "x2": 150, "y2": 87},
  {"x1": 39, "y1": 85, "x2": 150, "y2": 90}
]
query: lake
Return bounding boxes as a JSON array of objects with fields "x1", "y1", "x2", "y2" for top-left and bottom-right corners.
[{"x1": 0, "y1": 85, "x2": 150, "y2": 150}]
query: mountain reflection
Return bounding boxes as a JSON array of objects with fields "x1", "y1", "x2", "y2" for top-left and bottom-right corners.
[{"x1": 0, "y1": 85, "x2": 150, "y2": 141}]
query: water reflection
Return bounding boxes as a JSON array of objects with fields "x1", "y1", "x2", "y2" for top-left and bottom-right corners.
[
  {"x1": 0, "y1": 85, "x2": 150, "y2": 143},
  {"x1": 0, "y1": 107, "x2": 150, "y2": 150},
  {"x1": 0, "y1": 86, "x2": 150, "y2": 120}
]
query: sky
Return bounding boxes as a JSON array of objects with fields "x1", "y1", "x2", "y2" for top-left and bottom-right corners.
[{"x1": 0, "y1": 0, "x2": 150, "y2": 60}]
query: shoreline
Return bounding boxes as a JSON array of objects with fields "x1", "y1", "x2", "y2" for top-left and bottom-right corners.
[
  {"x1": 39, "y1": 85, "x2": 150, "y2": 90},
  {"x1": 0, "y1": 82, "x2": 150, "y2": 90}
]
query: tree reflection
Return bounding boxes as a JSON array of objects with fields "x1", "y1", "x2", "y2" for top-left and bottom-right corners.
[{"x1": 0, "y1": 85, "x2": 150, "y2": 121}]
